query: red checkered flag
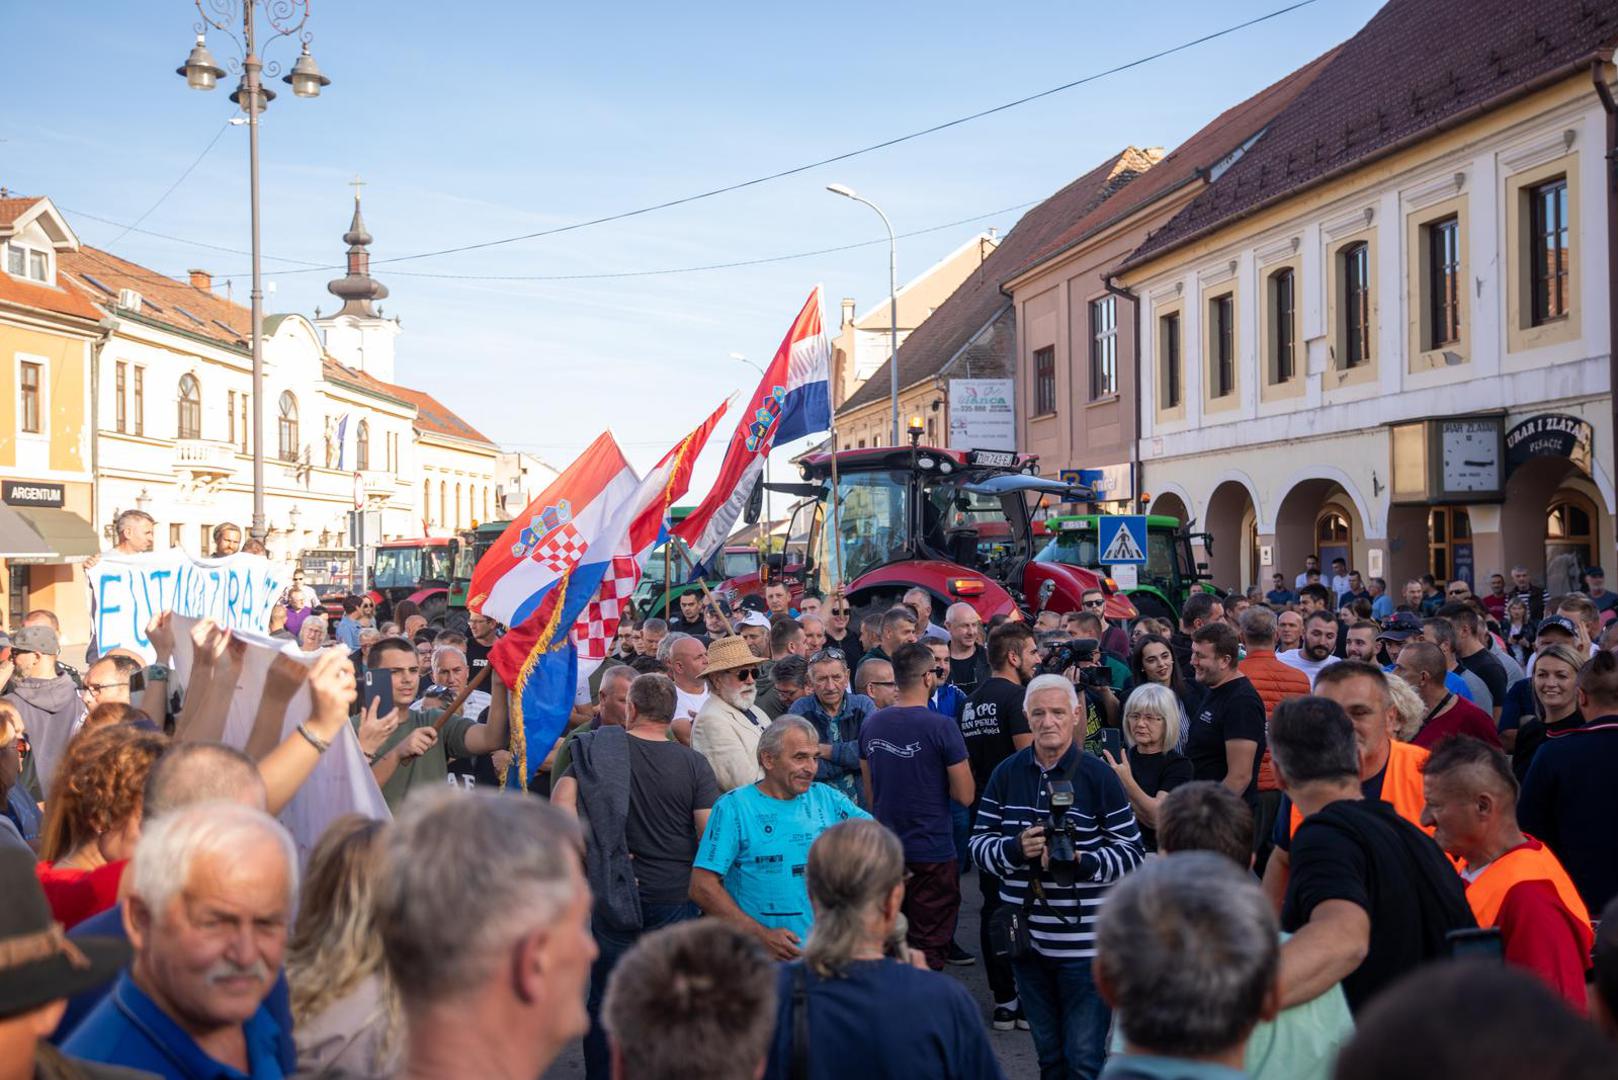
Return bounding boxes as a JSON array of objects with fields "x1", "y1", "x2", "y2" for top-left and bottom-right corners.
[{"x1": 573, "y1": 555, "x2": 643, "y2": 661}]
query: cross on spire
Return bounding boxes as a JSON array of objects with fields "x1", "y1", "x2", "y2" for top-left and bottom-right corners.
[{"x1": 349, "y1": 174, "x2": 366, "y2": 201}]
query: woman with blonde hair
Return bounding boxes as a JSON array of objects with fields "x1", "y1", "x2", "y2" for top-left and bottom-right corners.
[
  {"x1": 1512, "y1": 642, "x2": 1586, "y2": 782},
  {"x1": 763, "y1": 818, "x2": 1001, "y2": 1080},
  {"x1": 1101, "y1": 682, "x2": 1194, "y2": 852},
  {"x1": 287, "y1": 814, "x2": 401, "y2": 1079},
  {"x1": 1386, "y1": 674, "x2": 1427, "y2": 743},
  {"x1": 36, "y1": 723, "x2": 167, "y2": 926}
]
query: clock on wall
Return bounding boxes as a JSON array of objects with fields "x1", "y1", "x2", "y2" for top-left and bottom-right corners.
[
  {"x1": 1389, "y1": 415, "x2": 1505, "y2": 504},
  {"x1": 1440, "y1": 419, "x2": 1502, "y2": 495}
]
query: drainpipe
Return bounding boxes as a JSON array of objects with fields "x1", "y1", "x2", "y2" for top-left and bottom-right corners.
[
  {"x1": 1592, "y1": 58, "x2": 1618, "y2": 513},
  {"x1": 89, "y1": 316, "x2": 116, "y2": 542},
  {"x1": 1104, "y1": 273, "x2": 1142, "y2": 513}
]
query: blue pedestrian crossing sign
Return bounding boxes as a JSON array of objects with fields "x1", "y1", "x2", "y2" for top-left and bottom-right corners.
[{"x1": 1098, "y1": 516, "x2": 1148, "y2": 565}]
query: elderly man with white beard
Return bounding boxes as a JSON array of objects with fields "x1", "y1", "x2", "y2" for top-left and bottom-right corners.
[{"x1": 691, "y1": 636, "x2": 773, "y2": 792}]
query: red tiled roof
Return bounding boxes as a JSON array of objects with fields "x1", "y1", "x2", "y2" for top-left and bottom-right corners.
[
  {"x1": 1123, "y1": 0, "x2": 1618, "y2": 269},
  {"x1": 839, "y1": 147, "x2": 1161, "y2": 414},
  {"x1": 1006, "y1": 47, "x2": 1340, "y2": 282},
  {"x1": 321, "y1": 357, "x2": 494, "y2": 446},
  {"x1": 59, "y1": 245, "x2": 251, "y2": 347},
  {"x1": 0, "y1": 196, "x2": 103, "y2": 323}
]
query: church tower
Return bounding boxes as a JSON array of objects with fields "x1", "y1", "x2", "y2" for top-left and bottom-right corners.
[{"x1": 316, "y1": 184, "x2": 400, "y2": 382}]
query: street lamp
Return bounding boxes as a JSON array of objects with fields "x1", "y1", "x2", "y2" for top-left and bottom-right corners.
[
  {"x1": 826, "y1": 183, "x2": 899, "y2": 447},
  {"x1": 177, "y1": 0, "x2": 328, "y2": 543}
]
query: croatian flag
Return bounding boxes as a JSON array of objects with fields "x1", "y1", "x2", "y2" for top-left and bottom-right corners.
[
  {"x1": 674, "y1": 287, "x2": 830, "y2": 564},
  {"x1": 480, "y1": 404, "x2": 725, "y2": 785}
]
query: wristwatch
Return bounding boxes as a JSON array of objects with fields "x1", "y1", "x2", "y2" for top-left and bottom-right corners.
[{"x1": 144, "y1": 665, "x2": 170, "y2": 683}]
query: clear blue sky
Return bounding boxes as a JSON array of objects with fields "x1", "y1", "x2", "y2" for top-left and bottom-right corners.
[{"x1": 4, "y1": 0, "x2": 1383, "y2": 510}]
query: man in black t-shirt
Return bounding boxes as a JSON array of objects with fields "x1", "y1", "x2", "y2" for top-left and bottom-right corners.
[
  {"x1": 552, "y1": 673, "x2": 720, "y2": 1080},
  {"x1": 1186, "y1": 622, "x2": 1266, "y2": 805},
  {"x1": 943, "y1": 602, "x2": 990, "y2": 697},
  {"x1": 1270, "y1": 696, "x2": 1474, "y2": 1014},
  {"x1": 464, "y1": 610, "x2": 500, "y2": 675},
  {"x1": 1440, "y1": 603, "x2": 1507, "y2": 723},
  {"x1": 959, "y1": 620, "x2": 1039, "y2": 1028}
]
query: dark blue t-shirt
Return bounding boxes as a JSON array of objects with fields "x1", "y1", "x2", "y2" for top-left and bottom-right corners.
[
  {"x1": 764, "y1": 959, "x2": 1005, "y2": 1080},
  {"x1": 859, "y1": 705, "x2": 968, "y2": 863}
]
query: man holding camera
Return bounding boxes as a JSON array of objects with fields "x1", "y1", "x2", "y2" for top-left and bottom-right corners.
[{"x1": 969, "y1": 673, "x2": 1144, "y2": 1079}]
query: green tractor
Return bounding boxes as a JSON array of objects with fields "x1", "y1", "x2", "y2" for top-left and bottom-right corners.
[{"x1": 1032, "y1": 514, "x2": 1214, "y2": 624}]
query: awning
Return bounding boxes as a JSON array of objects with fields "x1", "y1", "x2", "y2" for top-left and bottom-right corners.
[
  {"x1": 0, "y1": 504, "x2": 53, "y2": 559},
  {"x1": 9, "y1": 506, "x2": 100, "y2": 562}
]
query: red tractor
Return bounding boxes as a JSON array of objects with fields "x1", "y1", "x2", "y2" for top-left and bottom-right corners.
[
  {"x1": 367, "y1": 536, "x2": 473, "y2": 627},
  {"x1": 720, "y1": 445, "x2": 1136, "y2": 624}
]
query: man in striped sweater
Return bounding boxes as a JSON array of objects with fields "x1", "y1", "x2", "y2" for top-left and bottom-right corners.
[{"x1": 969, "y1": 673, "x2": 1144, "y2": 1080}]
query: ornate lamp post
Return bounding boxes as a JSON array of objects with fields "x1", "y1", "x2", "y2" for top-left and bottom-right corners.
[{"x1": 177, "y1": 1, "x2": 329, "y2": 542}]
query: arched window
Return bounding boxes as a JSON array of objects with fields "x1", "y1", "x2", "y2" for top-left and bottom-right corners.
[
  {"x1": 439, "y1": 481, "x2": 446, "y2": 527},
  {"x1": 277, "y1": 392, "x2": 299, "y2": 462},
  {"x1": 483, "y1": 486, "x2": 491, "y2": 521},
  {"x1": 177, "y1": 374, "x2": 201, "y2": 439},
  {"x1": 355, "y1": 420, "x2": 370, "y2": 471},
  {"x1": 455, "y1": 484, "x2": 462, "y2": 528},
  {"x1": 1546, "y1": 494, "x2": 1596, "y2": 583},
  {"x1": 1315, "y1": 509, "x2": 1352, "y2": 572},
  {"x1": 423, "y1": 478, "x2": 432, "y2": 526}
]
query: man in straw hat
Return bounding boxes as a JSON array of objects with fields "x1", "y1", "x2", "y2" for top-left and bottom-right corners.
[
  {"x1": 0, "y1": 846, "x2": 154, "y2": 1079},
  {"x1": 691, "y1": 635, "x2": 774, "y2": 792}
]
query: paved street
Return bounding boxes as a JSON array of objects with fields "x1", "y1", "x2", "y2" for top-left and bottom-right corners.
[{"x1": 544, "y1": 864, "x2": 1043, "y2": 1079}]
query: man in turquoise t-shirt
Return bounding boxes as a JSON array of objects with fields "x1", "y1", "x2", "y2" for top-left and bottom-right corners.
[{"x1": 691, "y1": 714, "x2": 869, "y2": 958}]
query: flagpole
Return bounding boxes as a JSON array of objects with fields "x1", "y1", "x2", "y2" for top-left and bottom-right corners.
[
  {"x1": 828, "y1": 423, "x2": 843, "y2": 591},
  {"x1": 662, "y1": 541, "x2": 671, "y2": 616}
]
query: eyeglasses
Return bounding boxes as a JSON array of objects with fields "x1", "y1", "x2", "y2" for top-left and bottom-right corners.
[
  {"x1": 932, "y1": 665, "x2": 949, "y2": 677},
  {"x1": 865, "y1": 680, "x2": 896, "y2": 688},
  {"x1": 1082, "y1": 599, "x2": 1106, "y2": 609},
  {"x1": 830, "y1": 608, "x2": 851, "y2": 617},
  {"x1": 85, "y1": 681, "x2": 129, "y2": 695},
  {"x1": 808, "y1": 647, "x2": 846, "y2": 665},
  {"x1": 732, "y1": 668, "x2": 758, "y2": 682}
]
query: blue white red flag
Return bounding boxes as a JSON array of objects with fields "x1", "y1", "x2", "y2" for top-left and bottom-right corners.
[
  {"x1": 674, "y1": 287, "x2": 829, "y2": 564},
  {"x1": 479, "y1": 403, "x2": 726, "y2": 785}
]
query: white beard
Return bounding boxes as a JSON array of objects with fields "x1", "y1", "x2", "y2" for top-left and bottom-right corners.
[{"x1": 717, "y1": 682, "x2": 757, "y2": 713}]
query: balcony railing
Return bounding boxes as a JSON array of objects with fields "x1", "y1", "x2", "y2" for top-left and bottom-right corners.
[{"x1": 173, "y1": 439, "x2": 238, "y2": 480}]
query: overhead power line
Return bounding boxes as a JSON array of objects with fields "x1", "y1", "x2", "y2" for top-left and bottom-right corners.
[
  {"x1": 101, "y1": 123, "x2": 234, "y2": 250},
  {"x1": 68, "y1": 0, "x2": 1321, "y2": 279}
]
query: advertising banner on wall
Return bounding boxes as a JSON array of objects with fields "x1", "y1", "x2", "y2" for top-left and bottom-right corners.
[{"x1": 948, "y1": 379, "x2": 1015, "y2": 451}]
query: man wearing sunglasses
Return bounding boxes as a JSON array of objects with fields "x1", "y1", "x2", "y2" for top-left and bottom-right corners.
[
  {"x1": 691, "y1": 637, "x2": 773, "y2": 792},
  {"x1": 823, "y1": 590, "x2": 856, "y2": 652}
]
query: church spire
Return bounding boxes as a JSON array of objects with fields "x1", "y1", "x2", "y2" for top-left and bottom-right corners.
[{"x1": 326, "y1": 179, "x2": 389, "y2": 318}]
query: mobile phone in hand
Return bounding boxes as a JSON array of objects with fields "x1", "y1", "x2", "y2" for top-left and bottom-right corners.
[
  {"x1": 362, "y1": 668, "x2": 394, "y2": 718},
  {"x1": 1098, "y1": 727, "x2": 1124, "y2": 758}
]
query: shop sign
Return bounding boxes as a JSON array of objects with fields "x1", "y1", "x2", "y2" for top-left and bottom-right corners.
[
  {"x1": 1505, "y1": 413, "x2": 1592, "y2": 476},
  {"x1": 2, "y1": 481, "x2": 65, "y2": 508},
  {"x1": 948, "y1": 379, "x2": 1015, "y2": 451}
]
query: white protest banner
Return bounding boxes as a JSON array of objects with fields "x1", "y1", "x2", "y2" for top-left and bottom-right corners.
[
  {"x1": 91, "y1": 553, "x2": 286, "y2": 662},
  {"x1": 171, "y1": 614, "x2": 389, "y2": 860}
]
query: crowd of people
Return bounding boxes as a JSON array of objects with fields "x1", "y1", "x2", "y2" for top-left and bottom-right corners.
[{"x1": 4, "y1": 515, "x2": 1618, "y2": 1080}]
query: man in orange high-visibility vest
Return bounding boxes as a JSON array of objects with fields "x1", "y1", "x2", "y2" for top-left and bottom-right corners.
[
  {"x1": 1422, "y1": 736, "x2": 1593, "y2": 1011},
  {"x1": 1263, "y1": 661, "x2": 1433, "y2": 910}
]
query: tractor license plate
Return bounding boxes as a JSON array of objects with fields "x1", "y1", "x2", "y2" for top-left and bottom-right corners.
[{"x1": 967, "y1": 449, "x2": 1017, "y2": 468}]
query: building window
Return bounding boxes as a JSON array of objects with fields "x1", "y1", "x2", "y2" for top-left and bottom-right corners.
[
  {"x1": 133, "y1": 367, "x2": 145, "y2": 436},
  {"x1": 19, "y1": 362, "x2": 41, "y2": 433},
  {"x1": 1270, "y1": 269, "x2": 1296, "y2": 382},
  {"x1": 1529, "y1": 177, "x2": 1570, "y2": 325},
  {"x1": 356, "y1": 420, "x2": 370, "y2": 471},
  {"x1": 455, "y1": 484, "x2": 463, "y2": 528},
  {"x1": 1210, "y1": 294, "x2": 1234, "y2": 397},
  {"x1": 1340, "y1": 241, "x2": 1371, "y2": 368},
  {"x1": 239, "y1": 394, "x2": 248, "y2": 453},
  {"x1": 277, "y1": 391, "x2": 299, "y2": 463},
  {"x1": 1546, "y1": 494, "x2": 1594, "y2": 573},
  {"x1": 1034, "y1": 345, "x2": 1056, "y2": 415},
  {"x1": 177, "y1": 374, "x2": 201, "y2": 439},
  {"x1": 1428, "y1": 507, "x2": 1472, "y2": 583},
  {"x1": 1160, "y1": 312, "x2": 1181, "y2": 408},
  {"x1": 1089, "y1": 296, "x2": 1117, "y2": 398},
  {"x1": 1316, "y1": 510, "x2": 1353, "y2": 571},
  {"x1": 5, "y1": 245, "x2": 48, "y2": 283},
  {"x1": 227, "y1": 391, "x2": 236, "y2": 446},
  {"x1": 439, "y1": 481, "x2": 447, "y2": 527},
  {"x1": 115, "y1": 363, "x2": 127, "y2": 433},
  {"x1": 1427, "y1": 216, "x2": 1461, "y2": 347},
  {"x1": 423, "y1": 479, "x2": 432, "y2": 526},
  {"x1": 169, "y1": 524, "x2": 182, "y2": 549}
]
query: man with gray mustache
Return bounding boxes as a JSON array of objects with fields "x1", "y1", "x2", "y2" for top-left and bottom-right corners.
[{"x1": 64, "y1": 802, "x2": 298, "y2": 1079}]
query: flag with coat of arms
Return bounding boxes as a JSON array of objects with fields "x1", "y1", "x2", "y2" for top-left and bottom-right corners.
[{"x1": 470, "y1": 402, "x2": 726, "y2": 784}]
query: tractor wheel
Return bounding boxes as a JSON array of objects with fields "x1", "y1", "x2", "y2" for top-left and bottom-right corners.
[
  {"x1": 1128, "y1": 591, "x2": 1176, "y2": 627},
  {"x1": 420, "y1": 595, "x2": 448, "y2": 629}
]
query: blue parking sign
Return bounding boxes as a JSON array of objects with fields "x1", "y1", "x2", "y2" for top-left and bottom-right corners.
[{"x1": 1097, "y1": 516, "x2": 1148, "y2": 564}]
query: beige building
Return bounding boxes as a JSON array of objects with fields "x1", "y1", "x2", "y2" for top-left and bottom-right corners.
[
  {"x1": 832, "y1": 232, "x2": 998, "y2": 448},
  {"x1": 1114, "y1": 0, "x2": 1617, "y2": 593}
]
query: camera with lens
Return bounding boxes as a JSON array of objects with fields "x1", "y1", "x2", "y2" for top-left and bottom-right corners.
[
  {"x1": 1043, "y1": 778, "x2": 1082, "y2": 887},
  {"x1": 1041, "y1": 638, "x2": 1110, "y2": 690}
]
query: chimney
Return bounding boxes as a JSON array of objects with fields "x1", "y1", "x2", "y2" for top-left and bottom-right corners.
[
  {"x1": 188, "y1": 269, "x2": 212, "y2": 292},
  {"x1": 840, "y1": 297, "x2": 856, "y2": 329}
]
